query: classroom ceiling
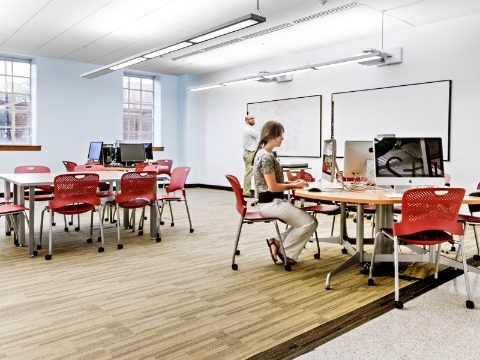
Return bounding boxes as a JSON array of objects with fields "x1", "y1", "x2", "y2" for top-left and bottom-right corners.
[{"x1": 1, "y1": 0, "x2": 480, "y2": 76}]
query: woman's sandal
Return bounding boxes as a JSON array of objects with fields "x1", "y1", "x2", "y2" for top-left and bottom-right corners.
[{"x1": 266, "y1": 239, "x2": 278, "y2": 263}]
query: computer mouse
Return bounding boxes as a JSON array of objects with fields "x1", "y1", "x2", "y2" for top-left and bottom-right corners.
[{"x1": 307, "y1": 187, "x2": 321, "y2": 192}]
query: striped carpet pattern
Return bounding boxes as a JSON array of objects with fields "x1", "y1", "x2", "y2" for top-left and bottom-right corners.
[{"x1": 0, "y1": 188, "x2": 478, "y2": 359}]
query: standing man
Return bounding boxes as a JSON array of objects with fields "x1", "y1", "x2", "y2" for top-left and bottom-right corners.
[{"x1": 242, "y1": 115, "x2": 260, "y2": 198}]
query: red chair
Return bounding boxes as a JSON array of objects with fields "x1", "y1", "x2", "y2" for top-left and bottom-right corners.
[
  {"x1": 154, "y1": 159, "x2": 173, "y2": 190},
  {"x1": 368, "y1": 188, "x2": 474, "y2": 309},
  {"x1": 135, "y1": 162, "x2": 149, "y2": 171},
  {"x1": 156, "y1": 167, "x2": 194, "y2": 233},
  {"x1": 44, "y1": 173, "x2": 105, "y2": 260},
  {"x1": 14, "y1": 166, "x2": 57, "y2": 239},
  {"x1": 106, "y1": 171, "x2": 161, "y2": 248},
  {"x1": 457, "y1": 182, "x2": 480, "y2": 261},
  {"x1": 62, "y1": 161, "x2": 77, "y2": 172},
  {"x1": 0, "y1": 201, "x2": 29, "y2": 247},
  {"x1": 225, "y1": 175, "x2": 292, "y2": 271}
]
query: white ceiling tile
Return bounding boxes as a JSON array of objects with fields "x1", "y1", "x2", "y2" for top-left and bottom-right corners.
[
  {"x1": 361, "y1": 0, "x2": 424, "y2": 11},
  {"x1": 106, "y1": 0, "x2": 176, "y2": 14}
]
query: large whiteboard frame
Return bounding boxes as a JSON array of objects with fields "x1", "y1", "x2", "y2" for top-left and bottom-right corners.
[
  {"x1": 247, "y1": 95, "x2": 322, "y2": 158},
  {"x1": 331, "y1": 80, "x2": 451, "y2": 160}
]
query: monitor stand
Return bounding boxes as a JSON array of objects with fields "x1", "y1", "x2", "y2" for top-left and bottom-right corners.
[{"x1": 393, "y1": 185, "x2": 411, "y2": 195}]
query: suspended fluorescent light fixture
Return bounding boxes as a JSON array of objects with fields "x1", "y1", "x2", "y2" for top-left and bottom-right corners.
[
  {"x1": 81, "y1": 13, "x2": 266, "y2": 79},
  {"x1": 187, "y1": 47, "x2": 402, "y2": 91},
  {"x1": 109, "y1": 57, "x2": 148, "y2": 70}
]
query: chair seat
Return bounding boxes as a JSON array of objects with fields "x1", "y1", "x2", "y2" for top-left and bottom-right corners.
[
  {"x1": 301, "y1": 204, "x2": 340, "y2": 215},
  {"x1": 346, "y1": 203, "x2": 376, "y2": 213},
  {"x1": 156, "y1": 194, "x2": 181, "y2": 201},
  {"x1": 25, "y1": 194, "x2": 55, "y2": 201},
  {"x1": 96, "y1": 191, "x2": 115, "y2": 198},
  {"x1": 244, "y1": 211, "x2": 277, "y2": 222},
  {"x1": 107, "y1": 198, "x2": 152, "y2": 209},
  {"x1": 0, "y1": 204, "x2": 28, "y2": 214},
  {"x1": 50, "y1": 203, "x2": 94, "y2": 215},
  {"x1": 458, "y1": 214, "x2": 480, "y2": 224},
  {"x1": 380, "y1": 228, "x2": 454, "y2": 245}
]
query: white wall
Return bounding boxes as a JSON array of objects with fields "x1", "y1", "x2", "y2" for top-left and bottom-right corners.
[{"x1": 194, "y1": 12, "x2": 480, "y2": 191}]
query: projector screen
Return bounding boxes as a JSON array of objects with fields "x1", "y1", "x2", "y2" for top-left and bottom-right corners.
[{"x1": 332, "y1": 80, "x2": 451, "y2": 160}]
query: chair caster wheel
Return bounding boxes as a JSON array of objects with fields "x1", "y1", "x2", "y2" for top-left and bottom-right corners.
[
  {"x1": 97, "y1": 237, "x2": 102, "y2": 242},
  {"x1": 284, "y1": 265, "x2": 292, "y2": 272},
  {"x1": 170, "y1": 222, "x2": 174, "y2": 227},
  {"x1": 466, "y1": 300, "x2": 475, "y2": 309},
  {"x1": 314, "y1": 253, "x2": 320, "y2": 259},
  {"x1": 190, "y1": 229, "x2": 194, "y2": 233},
  {"x1": 45, "y1": 254, "x2": 52, "y2": 260},
  {"x1": 353, "y1": 218, "x2": 357, "y2": 223},
  {"x1": 104, "y1": 218, "x2": 109, "y2": 222},
  {"x1": 37, "y1": 245, "x2": 42, "y2": 250},
  {"x1": 368, "y1": 278, "x2": 375, "y2": 286},
  {"x1": 64, "y1": 227, "x2": 68, "y2": 232},
  {"x1": 68, "y1": 221, "x2": 73, "y2": 225},
  {"x1": 75, "y1": 227, "x2": 80, "y2": 231},
  {"x1": 156, "y1": 237, "x2": 161, "y2": 242},
  {"x1": 232, "y1": 264, "x2": 238, "y2": 270},
  {"x1": 473, "y1": 255, "x2": 480, "y2": 261},
  {"x1": 341, "y1": 248, "x2": 348, "y2": 254},
  {"x1": 52, "y1": 222, "x2": 56, "y2": 226},
  {"x1": 394, "y1": 301, "x2": 403, "y2": 309},
  {"x1": 138, "y1": 231, "x2": 143, "y2": 236},
  {"x1": 33, "y1": 250, "x2": 38, "y2": 256},
  {"x1": 111, "y1": 220, "x2": 117, "y2": 223},
  {"x1": 325, "y1": 286, "x2": 331, "y2": 290},
  {"x1": 6, "y1": 231, "x2": 11, "y2": 236},
  {"x1": 160, "y1": 221, "x2": 165, "y2": 225},
  {"x1": 128, "y1": 226, "x2": 133, "y2": 229},
  {"x1": 451, "y1": 246, "x2": 456, "y2": 251},
  {"x1": 235, "y1": 249, "x2": 240, "y2": 255},
  {"x1": 144, "y1": 216, "x2": 147, "y2": 220},
  {"x1": 139, "y1": 226, "x2": 143, "y2": 230},
  {"x1": 118, "y1": 244, "x2": 123, "y2": 249},
  {"x1": 98, "y1": 247, "x2": 104, "y2": 253},
  {"x1": 14, "y1": 240, "x2": 19, "y2": 247},
  {"x1": 87, "y1": 238, "x2": 92, "y2": 243}
]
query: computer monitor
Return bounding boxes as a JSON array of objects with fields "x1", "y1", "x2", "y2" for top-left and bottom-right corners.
[
  {"x1": 143, "y1": 143, "x2": 153, "y2": 160},
  {"x1": 374, "y1": 137, "x2": 445, "y2": 190},
  {"x1": 343, "y1": 141, "x2": 374, "y2": 181},
  {"x1": 87, "y1": 141, "x2": 103, "y2": 163},
  {"x1": 119, "y1": 143, "x2": 146, "y2": 165},
  {"x1": 321, "y1": 139, "x2": 337, "y2": 182}
]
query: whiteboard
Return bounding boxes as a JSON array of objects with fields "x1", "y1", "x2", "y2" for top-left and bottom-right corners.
[
  {"x1": 247, "y1": 95, "x2": 322, "y2": 157},
  {"x1": 332, "y1": 81, "x2": 451, "y2": 160}
]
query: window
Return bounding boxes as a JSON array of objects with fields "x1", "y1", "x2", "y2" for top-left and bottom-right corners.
[
  {"x1": 0, "y1": 59, "x2": 31, "y2": 144},
  {"x1": 123, "y1": 75, "x2": 154, "y2": 143}
]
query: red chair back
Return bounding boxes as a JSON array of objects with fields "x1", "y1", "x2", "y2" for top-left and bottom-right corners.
[
  {"x1": 116, "y1": 171, "x2": 158, "y2": 204},
  {"x1": 286, "y1": 171, "x2": 314, "y2": 182},
  {"x1": 14, "y1": 165, "x2": 51, "y2": 174},
  {"x1": 154, "y1": 159, "x2": 173, "y2": 176},
  {"x1": 62, "y1": 161, "x2": 77, "y2": 172},
  {"x1": 143, "y1": 165, "x2": 162, "y2": 173},
  {"x1": 49, "y1": 173, "x2": 100, "y2": 209},
  {"x1": 74, "y1": 164, "x2": 106, "y2": 171},
  {"x1": 135, "y1": 162, "x2": 149, "y2": 171},
  {"x1": 225, "y1": 175, "x2": 247, "y2": 217},
  {"x1": 165, "y1": 167, "x2": 190, "y2": 194},
  {"x1": 14, "y1": 166, "x2": 53, "y2": 193},
  {"x1": 394, "y1": 188, "x2": 465, "y2": 237}
]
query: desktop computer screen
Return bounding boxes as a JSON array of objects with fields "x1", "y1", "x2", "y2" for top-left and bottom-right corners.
[
  {"x1": 343, "y1": 141, "x2": 374, "y2": 181},
  {"x1": 87, "y1": 141, "x2": 103, "y2": 163},
  {"x1": 374, "y1": 137, "x2": 445, "y2": 187},
  {"x1": 143, "y1": 143, "x2": 153, "y2": 160},
  {"x1": 119, "y1": 143, "x2": 146, "y2": 164}
]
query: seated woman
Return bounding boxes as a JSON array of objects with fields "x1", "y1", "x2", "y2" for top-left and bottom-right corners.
[{"x1": 252, "y1": 121, "x2": 318, "y2": 266}]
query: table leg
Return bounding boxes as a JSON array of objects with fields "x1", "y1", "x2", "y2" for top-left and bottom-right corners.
[
  {"x1": 4, "y1": 180, "x2": 11, "y2": 233},
  {"x1": 375, "y1": 204, "x2": 394, "y2": 254}
]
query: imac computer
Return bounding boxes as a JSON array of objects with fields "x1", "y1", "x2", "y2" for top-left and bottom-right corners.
[
  {"x1": 321, "y1": 139, "x2": 337, "y2": 182},
  {"x1": 374, "y1": 137, "x2": 445, "y2": 194},
  {"x1": 119, "y1": 143, "x2": 146, "y2": 167},
  {"x1": 343, "y1": 141, "x2": 374, "y2": 182},
  {"x1": 87, "y1": 141, "x2": 103, "y2": 164},
  {"x1": 143, "y1": 143, "x2": 153, "y2": 161}
]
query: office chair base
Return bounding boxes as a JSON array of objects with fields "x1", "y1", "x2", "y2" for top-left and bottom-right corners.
[
  {"x1": 117, "y1": 244, "x2": 123, "y2": 249},
  {"x1": 314, "y1": 253, "x2": 320, "y2": 259},
  {"x1": 466, "y1": 300, "x2": 475, "y2": 309},
  {"x1": 98, "y1": 247, "x2": 104, "y2": 253},
  {"x1": 232, "y1": 263, "x2": 238, "y2": 270}
]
